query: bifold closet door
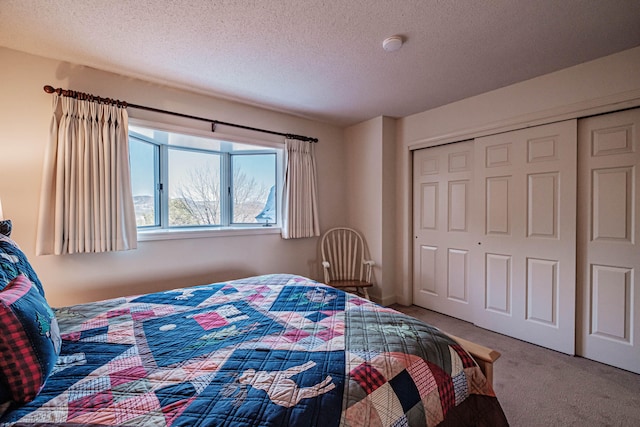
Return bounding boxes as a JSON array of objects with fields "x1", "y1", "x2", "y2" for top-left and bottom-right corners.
[
  {"x1": 577, "y1": 108, "x2": 640, "y2": 374},
  {"x1": 413, "y1": 140, "x2": 476, "y2": 322},
  {"x1": 471, "y1": 120, "x2": 577, "y2": 354}
]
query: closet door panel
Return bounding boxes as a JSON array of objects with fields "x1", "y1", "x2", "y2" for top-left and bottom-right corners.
[
  {"x1": 413, "y1": 141, "x2": 475, "y2": 322},
  {"x1": 472, "y1": 120, "x2": 577, "y2": 354},
  {"x1": 527, "y1": 172, "x2": 558, "y2": 238},
  {"x1": 485, "y1": 253, "x2": 512, "y2": 314},
  {"x1": 485, "y1": 177, "x2": 511, "y2": 235},
  {"x1": 592, "y1": 167, "x2": 632, "y2": 241},
  {"x1": 526, "y1": 258, "x2": 558, "y2": 326},
  {"x1": 577, "y1": 108, "x2": 640, "y2": 374}
]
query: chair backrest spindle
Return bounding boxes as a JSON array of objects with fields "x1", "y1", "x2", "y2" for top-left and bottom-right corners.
[{"x1": 321, "y1": 227, "x2": 367, "y2": 283}]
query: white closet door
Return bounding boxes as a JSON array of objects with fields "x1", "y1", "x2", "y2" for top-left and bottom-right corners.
[
  {"x1": 472, "y1": 120, "x2": 577, "y2": 354},
  {"x1": 413, "y1": 141, "x2": 476, "y2": 322},
  {"x1": 577, "y1": 108, "x2": 640, "y2": 374}
]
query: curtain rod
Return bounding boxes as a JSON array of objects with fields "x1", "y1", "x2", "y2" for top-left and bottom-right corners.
[{"x1": 42, "y1": 85, "x2": 319, "y2": 143}]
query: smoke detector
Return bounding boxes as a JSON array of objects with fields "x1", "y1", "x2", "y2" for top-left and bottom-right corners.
[{"x1": 382, "y1": 35, "x2": 403, "y2": 52}]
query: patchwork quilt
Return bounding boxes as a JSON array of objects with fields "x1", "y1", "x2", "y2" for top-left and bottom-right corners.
[{"x1": 0, "y1": 274, "x2": 507, "y2": 426}]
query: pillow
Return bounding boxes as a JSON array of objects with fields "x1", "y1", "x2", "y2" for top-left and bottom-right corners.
[
  {"x1": 0, "y1": 220, "x2": 11, "y2": 237},
  {"x1": 0, "y1": 274, "x2": 61, "y2": 404},
  {"x1": 0, "y1": 234, "x2": 46, "y2": 297}
]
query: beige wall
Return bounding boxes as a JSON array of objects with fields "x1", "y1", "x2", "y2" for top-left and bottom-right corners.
[
  {"x1": 344, "y1": 116, "x2": 396, "y2": 304},
  {"x1": 395, "y1": 46, "x2": 640, "y2": 305},
  {"x1": 5, "y1": 45, "x2": 639, "y2": 308},
  {"x1": 381, "y1": 116, "x2": 397, "y2": 304},
  {"x1": 401, "y1": 46, "x2": 640, "y2": 146},
  {"x1": 0, "y1": 47, "x2": 348, "y2": 307}
]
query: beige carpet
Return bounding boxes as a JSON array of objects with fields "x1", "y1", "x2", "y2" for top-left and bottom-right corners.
[{"x1": 392, "y1": 304, "x2": 640, "y2": 426}]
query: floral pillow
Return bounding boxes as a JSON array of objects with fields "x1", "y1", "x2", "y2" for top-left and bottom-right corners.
[
  {"x1": 0, "y1": 274, "x2": 61, "y2": 404},
  {"x1": 0, "y1": 234, "x2": 45, "y2": 297}
]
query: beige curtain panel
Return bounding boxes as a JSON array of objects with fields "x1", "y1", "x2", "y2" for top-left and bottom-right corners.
[
  {"x1": 36, "y1": 94, "x2": 137, "y2": 255},
  {"x1": 281, "y1": 138, "x2": 320, "y2": 239}
]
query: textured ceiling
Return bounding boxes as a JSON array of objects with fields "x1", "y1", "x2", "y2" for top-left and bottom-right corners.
[{"x1": 1, "y1": 0, "x2": 639, "y2": 126}]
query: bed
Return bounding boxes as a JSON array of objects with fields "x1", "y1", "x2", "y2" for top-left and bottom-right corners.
[{"x1": 0, "y1": 233, "x2": 507, "y2": 426}]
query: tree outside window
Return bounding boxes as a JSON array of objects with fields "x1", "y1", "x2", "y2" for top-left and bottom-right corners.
[{"x1": 129, "y1": 125, "x2": 279, "y2": 230}]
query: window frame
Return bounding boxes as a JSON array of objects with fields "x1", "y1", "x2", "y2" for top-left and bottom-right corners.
[
  {"x1": 128, "y1": 131, "x2": 162, "y2": 229},
  {"x1": 230, "y1": 151, "x2": 278, "y2": 225},
  {"x1": 129, "y1": 118, "x2": 283, "y2": 240}
]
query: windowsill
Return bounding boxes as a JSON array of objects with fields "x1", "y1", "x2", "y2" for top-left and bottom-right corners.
[{"x1": 137, "y1": 226, "x2": 282, "y2": 241}]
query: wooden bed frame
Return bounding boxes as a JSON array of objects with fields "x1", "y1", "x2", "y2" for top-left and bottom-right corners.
[{"x1": 447, "y1": 334, "x2": 501, "y2": 387}]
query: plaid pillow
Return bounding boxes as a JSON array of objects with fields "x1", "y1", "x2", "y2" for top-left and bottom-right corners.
[
  {"x1": 0, "y1": 220, "x2": 10, "y2": 237},
  {"x1": 0, "y1": 274, "x2": 61, "y2": 404},
  {"x1": 0, "y1": 234, "x2": 46, "y2": 297}
]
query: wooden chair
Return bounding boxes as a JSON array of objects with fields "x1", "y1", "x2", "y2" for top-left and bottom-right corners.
[{"x1": 320, "y1": 227, "x2": 375, "y2": 299}]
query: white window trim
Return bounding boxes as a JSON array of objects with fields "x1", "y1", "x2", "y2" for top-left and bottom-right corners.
[
  {"x1": 129, "y1": 118, "x2": 284, "y2": 240},
  {"x1": 129, "y1": 118, "x2": 285, "y2": 150},
  {"x1": 137, "y1": 226, "x2": 281, "y2": 241}
]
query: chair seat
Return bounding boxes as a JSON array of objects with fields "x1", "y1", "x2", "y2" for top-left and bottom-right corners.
[
  {"x1": 320, "y1": 227, "x2": 375, "y2": 301},
  {"x1": 328, "y1": 280, "x2": 373, "y2": 300},
  {"x1": 329, "y1": 280, "x2": 373, "y2": 289}
]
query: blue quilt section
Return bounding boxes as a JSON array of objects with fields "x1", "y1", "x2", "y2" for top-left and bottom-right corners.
[
  {"x1": 270, "y1": 285, "x2": 345, "y2": 312},
  {"x1": 172, "y1": 349, "x2": 345, "y2": 427},
  {"x1": 142, "y1": 301, "x2": 285, "y2": 367},
  {"x1": 131, "y1": 284, "x2": 224, "y2": 307}
]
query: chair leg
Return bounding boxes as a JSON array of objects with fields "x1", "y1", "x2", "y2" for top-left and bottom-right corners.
[{"x1": 362, "y1": 288, "x2": 370, "y2": 301}]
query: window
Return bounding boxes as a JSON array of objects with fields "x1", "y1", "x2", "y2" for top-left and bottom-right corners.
[{"x1": 129, "y1": 122, "x2": 280, "y2": 236}]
